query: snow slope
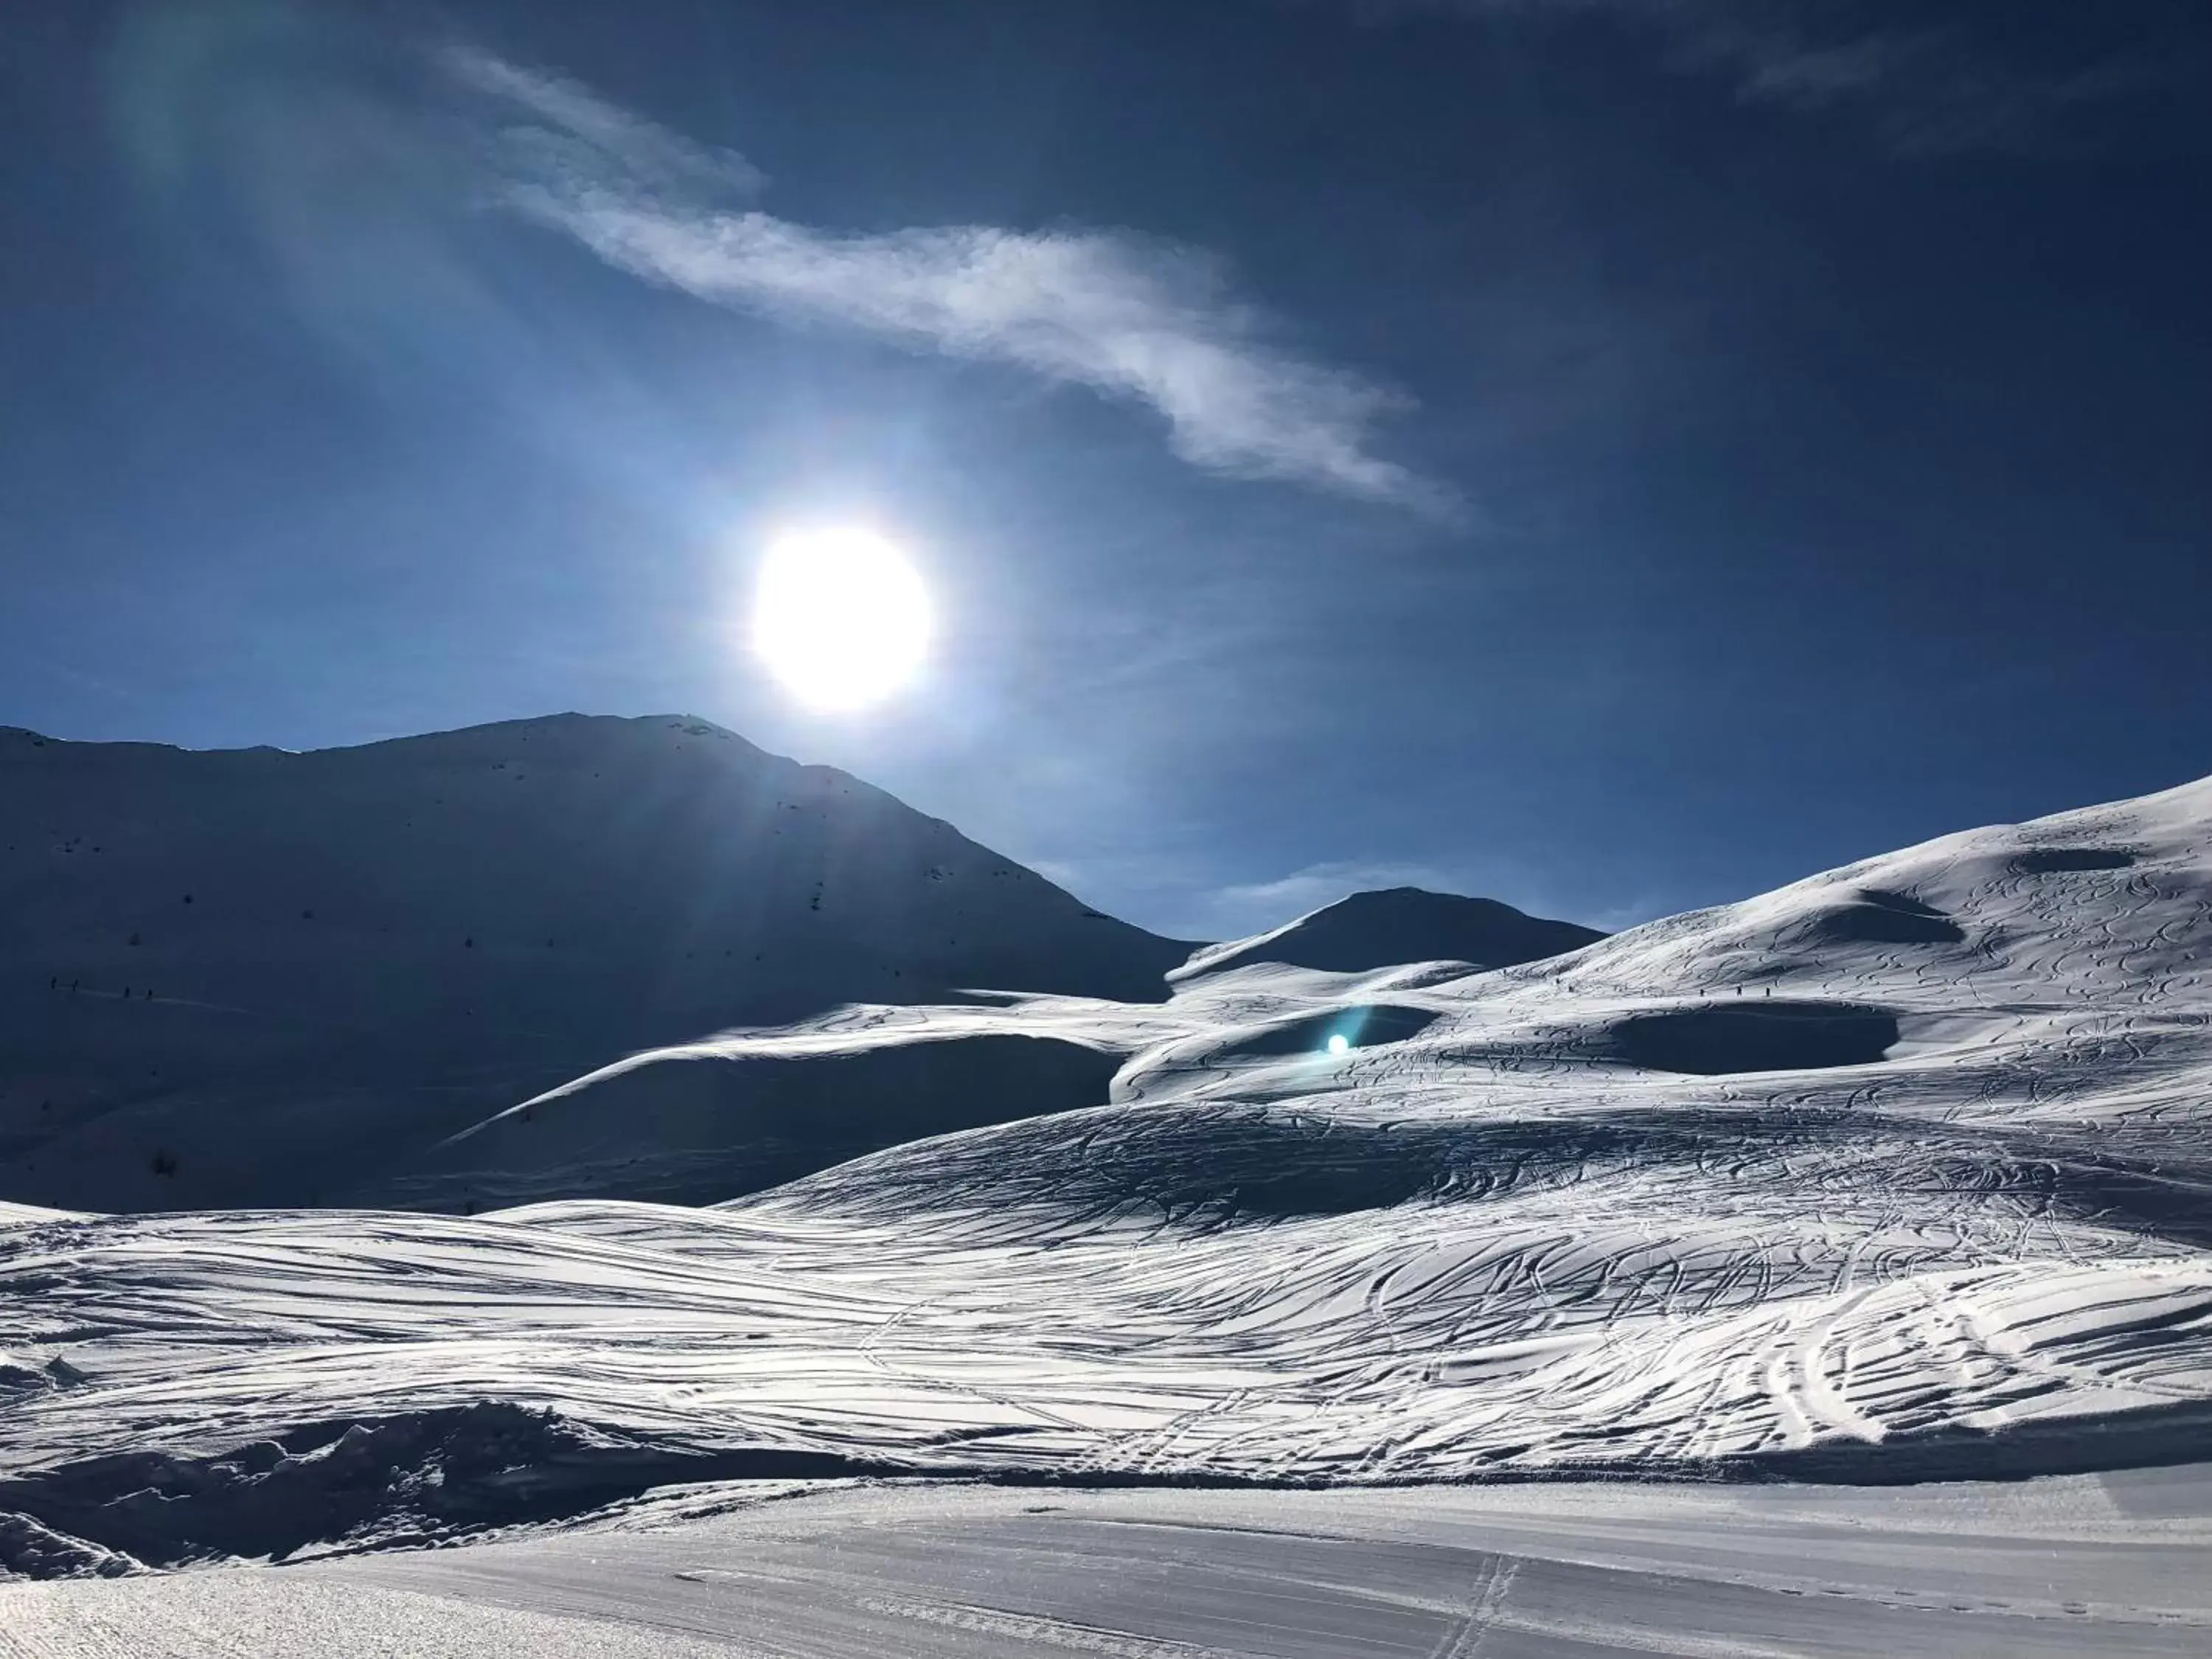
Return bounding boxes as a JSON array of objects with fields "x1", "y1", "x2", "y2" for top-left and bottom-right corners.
[
  {"x1": 0, "y1": 715, "x2": 1190, "y2": 1211},
  {"x1": 376, "y1": 886, "x2": 1602, "y2": 1210},
  {"x1": 4, "y1": 772, "x2": 2212, "y2": 1573}
]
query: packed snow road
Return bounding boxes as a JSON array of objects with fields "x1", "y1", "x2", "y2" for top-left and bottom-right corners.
[{"x1": 5, "y1": 1469, "x2": 2211, "y2": 1656}]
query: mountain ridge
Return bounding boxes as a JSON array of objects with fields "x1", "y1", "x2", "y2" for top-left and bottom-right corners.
[{"x1": 0, "y1": 712, "x2": 1194, "y2": 1211}]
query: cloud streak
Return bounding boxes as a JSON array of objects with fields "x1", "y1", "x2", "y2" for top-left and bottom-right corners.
[
  {"x1": 445, "y1": 49, "x2": 1438, "y2": 508},
  {"x1": 446, "y1": 49, "x2": 764, "y2": 198},
  {"x1": 1334, "y1": 0, "x2": 2176, "y2": 157}
]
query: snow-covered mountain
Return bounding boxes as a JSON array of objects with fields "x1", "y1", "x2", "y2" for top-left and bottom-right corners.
[
  {"x1": 1170, "y1": 886, "x2": 1603, "y2": 981},
  {"x1": 392, "y1": 884, "x2": 1604, "y2": 1210},
  {"x1": 0, "y1": 714, "x2": 1192, "y2": 1211},
  {"x1": 4, "y1": 771, "x2": 2211, "y2": 1574}
]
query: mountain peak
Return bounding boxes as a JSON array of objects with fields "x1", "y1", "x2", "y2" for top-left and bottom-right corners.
[{"x1": 1172, "y1": 885, "x2": 1604, "y2": 981}]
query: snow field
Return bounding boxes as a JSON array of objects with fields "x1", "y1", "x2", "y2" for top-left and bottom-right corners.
[{"x1": 5, "y1": 773, "x2": 2212, "y2": 1569}]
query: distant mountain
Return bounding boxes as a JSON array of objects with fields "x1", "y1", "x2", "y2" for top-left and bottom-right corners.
[
  {"x1": 0, "y1": 714, "x2": 1191, "y2": 1211},
  {"x1": 1171, "y1": 886, "x2": 1605, "y2": 982}
]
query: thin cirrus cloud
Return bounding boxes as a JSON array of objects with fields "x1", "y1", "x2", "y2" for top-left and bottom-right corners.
[
  {"x1": 449, "y1": 49, "x2": 765, "y2": 198},
  {"x1": 442, "y1": 47, "x2": 1441, "y2": 510},
  {"x1": 1337, "y1": 0, "x2": 2176, "y2": 157}
]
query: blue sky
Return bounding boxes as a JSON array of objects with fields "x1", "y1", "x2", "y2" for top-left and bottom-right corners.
[{"x1": 3, "y1": 0, "x2": 2208, "y2": 939}]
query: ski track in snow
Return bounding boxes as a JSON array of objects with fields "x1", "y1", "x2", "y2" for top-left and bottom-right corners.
[{"x1": 5, "y1": 777, "x2": 2212, "y2": 1569}]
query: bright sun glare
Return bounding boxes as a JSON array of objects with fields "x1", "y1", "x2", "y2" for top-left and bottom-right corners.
[{"x1": 751, "y1": 526, "x2": 933, "y2": 712}]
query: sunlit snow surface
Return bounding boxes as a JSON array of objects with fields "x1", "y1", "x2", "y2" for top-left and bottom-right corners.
[{"x1": 5, "y1": 778, "x2": 2212, "y2": 1569}]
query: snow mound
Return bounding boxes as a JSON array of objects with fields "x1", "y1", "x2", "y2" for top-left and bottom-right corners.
[
  {"x1": 0, "y1": 1401, "x2": 876, "y2": 1574},
  {"x1": 0, "y1": 1512, "x2": 135, "y2": 1581},
  {"x1": 385, "y1": 1031, "x2": 1128, "y2": 1211},
  {"x1": 3, "y1": 772, "x2": 2212, "y2": 1568},
  {"x1": 1172, "y1": 886, "x2": 1603, "y2": 981}
]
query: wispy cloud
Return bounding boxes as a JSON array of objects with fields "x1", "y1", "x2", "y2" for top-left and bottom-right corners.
[
  {"x1": 1656, "y1": 8, "x2": 2174, "y2": 158},
  {"x1": 446, "y1": 49, "x2": 764, "y2": 198},
  {"x1": 1332, "y1": 1, "x2": 2179, "y2": 157},
  {"x1": 442, "y1": 49, "x2": 1439, "y2": 508}
]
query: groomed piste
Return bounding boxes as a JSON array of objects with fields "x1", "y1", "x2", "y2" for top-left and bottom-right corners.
[{"x1": 5, "y1": 773, "x2": 2212, "y2": 1573}]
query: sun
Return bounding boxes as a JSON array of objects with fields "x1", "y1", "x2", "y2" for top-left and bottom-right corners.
[{"x1": 751, "y1": 526, "x2": 933, "y2": 712}]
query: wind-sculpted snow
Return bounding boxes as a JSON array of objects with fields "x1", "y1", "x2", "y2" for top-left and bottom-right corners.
[{"x1": 5, "y1": 776, "x2": 2212, "y2": 1571}]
